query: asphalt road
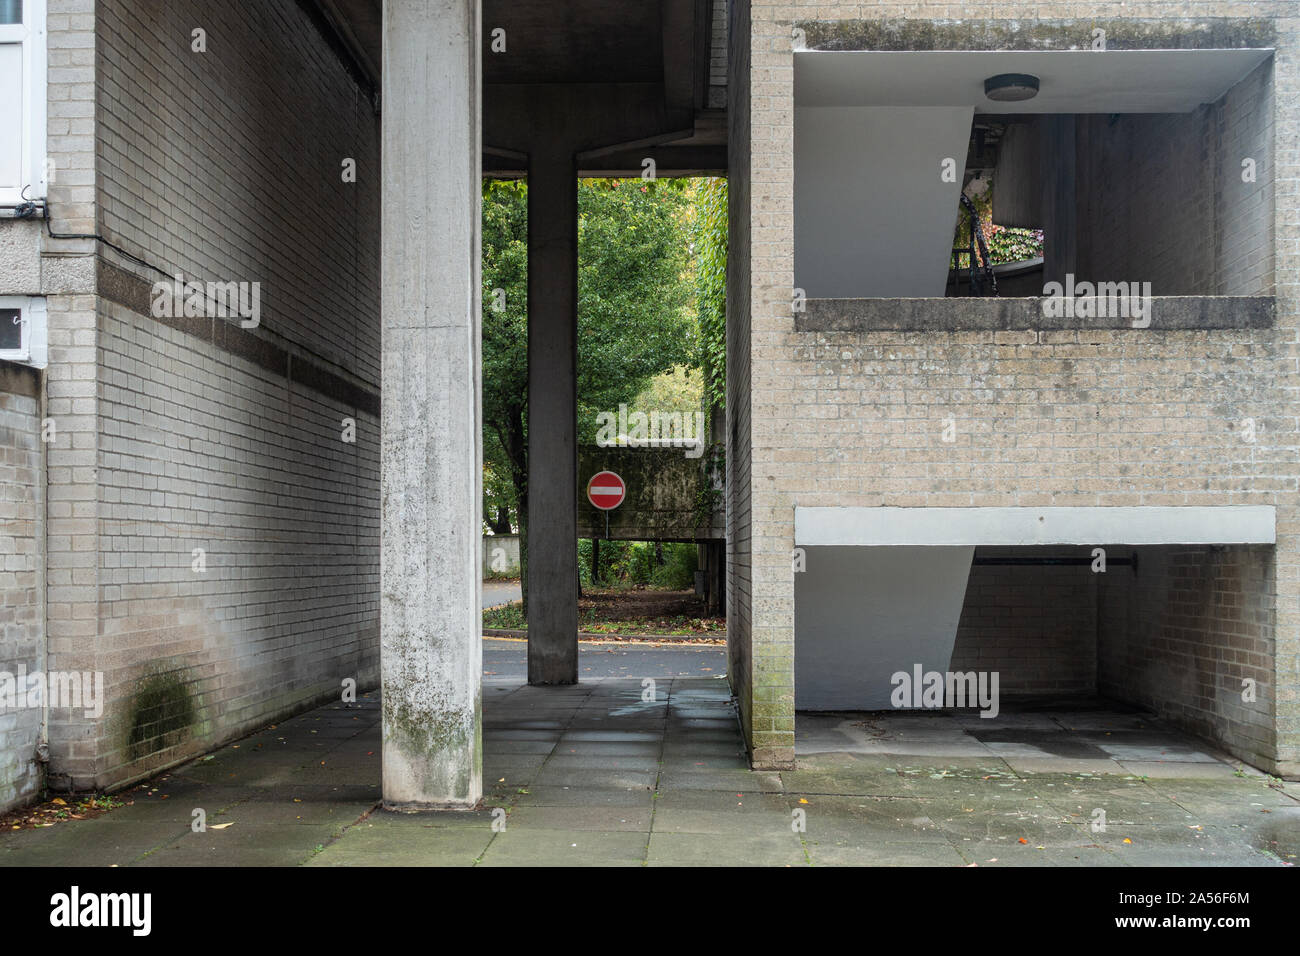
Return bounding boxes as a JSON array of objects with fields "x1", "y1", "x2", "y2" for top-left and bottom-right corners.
[
  {"x1": 482, "y1": 579, "x2": 522, "y2": 609},
  {"x1": 483, "y1": 636, "x2": 726, "y2": 680}
]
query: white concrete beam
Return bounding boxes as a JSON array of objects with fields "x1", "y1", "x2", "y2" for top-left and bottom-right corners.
[{"x1": 795, "y1": 505, "x2": 1277, "y2": 547}]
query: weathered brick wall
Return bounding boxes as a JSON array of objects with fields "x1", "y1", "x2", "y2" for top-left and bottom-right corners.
[
  {"x1": 710, "y1": 0, "x2": 729, "y2": 109},
  {"x1": 951, "y1": 548, "x2": 1099, "y2": 697},
  {"x1": 743, "y1": 3, "x2": 1299, "y2": 775},
  {"x1": 91, "y1": 300, "x2": 379, "y2": 787},
  {"x1": 726, "y1": 0, "x2": 755, "y2": 754},
  {"x1": 96, "y1": 0, "x2": 381, "y2": 385},
  {"x1": 57, "y1": 0, "x2": 384, "y2": 789},
  {"x1": 1076, "y1": 58, "x2": 1274, "y2": 295},
  {"x1": 42, "y1": 293, "x2": 100, "y2": 791},
  {"x1": 0, "y1": 363, "x2": 44, "y2": 811},
  {"x1": 1099, "y1": 545, "x2": 1276, "y2": 768},
  {"x1": 1216, "y1": 58, "x2": 1276, "y2": 297}
]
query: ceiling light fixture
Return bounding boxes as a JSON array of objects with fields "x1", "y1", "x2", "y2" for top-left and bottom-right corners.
[{"x1": 984, "y1": 73, "x2": 1040, "y2": 102}]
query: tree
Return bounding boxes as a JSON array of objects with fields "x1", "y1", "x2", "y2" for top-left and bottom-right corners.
[
  {"x1": 693, "y1": 177, "x2": 728, "y2": 418},
  {"x1": 481, "y1": 178, "x2": 695, "y2": 610}
]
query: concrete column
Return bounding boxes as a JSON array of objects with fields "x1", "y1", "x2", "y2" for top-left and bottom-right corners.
[
  {"x1": 379, "y1": 0, "x2": 482, "y2": 809},
  {"x1": 527, "y1": 147, "x2": 579, "y2": 685}
]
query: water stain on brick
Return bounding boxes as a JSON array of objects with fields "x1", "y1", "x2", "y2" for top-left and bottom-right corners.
[{"x1": 126, "y1": 671, "x2": 198, "y2": 760}]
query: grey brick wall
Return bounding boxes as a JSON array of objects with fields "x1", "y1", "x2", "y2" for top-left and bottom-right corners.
[
  {"x1": 38, "y1": 0, "x2": 382, "y2": 790},
  {"x1": 951, "y1": 548, "x2": 1099, "y2": 697},
  {"x1": 726, "y1": 0, "x2": 757, "y2": 761},
  {"x1": 0, "y1": 363, "x2": 44, "y2": 811},
  {"x1": 95, "y1": 0, "x2": 381, "y2": 385},
  {"x1": 741, "y1": 3, "x2": 1300, "y2": 774},
  {"x1": 1099, "y1": 545, "x2": 1276, "y2": 768},
  {"x1": 89, "y1": 300, "x2": 379, "y2": 787},
  {"x1": 1075, "y1": 58, "x2": 1274, "y2": 295}
]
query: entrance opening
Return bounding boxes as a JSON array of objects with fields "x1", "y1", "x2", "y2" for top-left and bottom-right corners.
[
  {"x1": 795, "y1": 541, "x2": 1276, "y2": 771},
  {"x1": 793, "y1": 48, "x2": 1274, "y2": 302}
]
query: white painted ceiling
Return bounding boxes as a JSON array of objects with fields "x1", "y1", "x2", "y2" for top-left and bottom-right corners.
[{"x1": 795, "y1": 49, "x2": 1272, "y2": 113}]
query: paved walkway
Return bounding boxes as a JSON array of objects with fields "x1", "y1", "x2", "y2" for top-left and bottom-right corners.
[
  {"x1": 1, "y1": 671, "x2": 1295, "y2": 866},
  {"x1": 481, "y1": 580, "x2": 521, "y2": 608}
]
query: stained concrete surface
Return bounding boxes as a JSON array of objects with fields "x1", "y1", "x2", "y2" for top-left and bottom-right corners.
[{"x1": 0, "y1": 649, "x2": 1294, "y2": 867}]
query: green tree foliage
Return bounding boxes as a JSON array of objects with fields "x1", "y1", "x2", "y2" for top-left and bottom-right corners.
[
  {"x1": 579, "y1": 539, "x2": 698, "y2": 590},
  {"x1": 481, "y1": 178, "x2": 696, "y2": 607},
  {"x1": 575, "y1": 180, "x2": 695, "y2": 441},
  {"x1": 951, "y1": 183, "x2": 1044, "y2": 270},
  {"x1": 693, "y1": 178, "x2": 728, "y2": 415}
]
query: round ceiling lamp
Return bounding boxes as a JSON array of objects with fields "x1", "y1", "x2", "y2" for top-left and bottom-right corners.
[{"x1": 984, "y1": 73, "x2": 1040, "y2": 102}]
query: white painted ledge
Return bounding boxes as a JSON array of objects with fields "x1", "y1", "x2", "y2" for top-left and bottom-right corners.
[{"x1": 795, "y1": 506, "x2": 1276, "y2": 547}]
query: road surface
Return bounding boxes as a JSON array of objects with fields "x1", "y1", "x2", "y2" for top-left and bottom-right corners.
[{"x1": 483, "y1": 636, "x2": 725, "y2": 680}]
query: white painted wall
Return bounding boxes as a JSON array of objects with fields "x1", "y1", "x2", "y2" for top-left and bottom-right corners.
[
  {"x1": 482, "y1": 534, "x2": 521, "y2": 576},
  {"x1": 795, "y1": 546, "x2": 975, "y2": 711},
  {"x1": 794, "y1": 105, "x2": 973, "y2": 298}
]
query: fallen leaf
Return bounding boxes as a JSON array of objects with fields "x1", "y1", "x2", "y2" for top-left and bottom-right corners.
[
  {"x1": 1018, "y1": 837, "x2": 1028, "y2": 844},
  {"x1": 209, "y1": 823, "x2": 234, "y2": 830}
]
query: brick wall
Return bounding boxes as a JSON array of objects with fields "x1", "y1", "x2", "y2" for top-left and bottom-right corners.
[
  {"x1": 742, "y1": 3, "x2": 1300, "y2": 775},
  {"x1": 96, "y1": 0, "x2": 381, "y2": 385},
  {"x1": 1075, "y1": 58, "x2": 1274, "y2": 295},
  {"x1": 0, "y1": 363, "x2": 44, "y2": 811},
  {"x1": 726, "y1": 0, "x2": 756, "y2": 755},
  {"x1": 38, "y1": 0, "x2": 383, "y2": 790},
  {"x1": 1099, "y1": 545, "x2": 1275, "y2": 768},
  {"x1": 43, "y1": 293, "x2": 100, "y2": 790},
  {"x1": 951, "y1": 547, "x2": 1099, "y2": 697},
  {"x1": 90, "y1": 300, "x2": 379, "y2": 786}
]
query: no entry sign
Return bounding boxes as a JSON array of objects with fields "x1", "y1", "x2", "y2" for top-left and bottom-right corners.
[{"x1": 587, "y1": 471, "x2": 626, "y2": 511}]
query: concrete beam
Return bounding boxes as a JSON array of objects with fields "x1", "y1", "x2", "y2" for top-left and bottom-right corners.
[
  {"x1": 527, "y1": 146, "x2": 580, "y2": 685},
  {"x1": 796, "y1": 296, "x2": 1277, "y2": 332},
  {"x1": 795, "y1": 506, "x2": 1278, "y2": 547},
  {"x1": 379, "y1": 0, "x2": 482, "y2": 809}
]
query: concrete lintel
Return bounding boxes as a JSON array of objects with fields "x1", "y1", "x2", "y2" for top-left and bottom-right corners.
[
  {"x1": 796, "y1": 18, "x2": 1277, "y2": 53},
  {"x1": 795, "y1": 506, "x2": 1277, "y2": 547},
  {"x1": 797, "y1": 296, "x2": 1276, "y2": 332}
]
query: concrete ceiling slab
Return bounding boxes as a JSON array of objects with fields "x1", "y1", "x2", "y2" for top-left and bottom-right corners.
[{"x1": 795, "y1": 49, "x2": 1273, "y2": 113}]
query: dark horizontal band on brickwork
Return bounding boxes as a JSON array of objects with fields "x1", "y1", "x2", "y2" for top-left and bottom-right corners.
[{"x1": 97, "y1": 256, "x2": 381, "y2": 418}]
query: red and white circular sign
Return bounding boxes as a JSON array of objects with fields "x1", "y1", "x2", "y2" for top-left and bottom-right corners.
[{"x1": 586, "y1": 471, "x2": 626, "y2": 511}]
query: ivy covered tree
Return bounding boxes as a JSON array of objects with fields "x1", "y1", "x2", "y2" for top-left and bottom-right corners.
[{"x1": 693, "y1": 177, "x2": 727, "y2": 417}]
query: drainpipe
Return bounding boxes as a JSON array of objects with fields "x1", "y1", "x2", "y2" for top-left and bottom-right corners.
[{"x1": 35, "y1": 367, "x2": 50, "y2": 776}]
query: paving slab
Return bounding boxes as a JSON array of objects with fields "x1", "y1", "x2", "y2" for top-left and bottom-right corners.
[
  {"x1": 647, "y1": 830, "x2": 807, "y2": 866},
  {"x1": 478, "y1": 828, "x2": 647, "y2": 866}
]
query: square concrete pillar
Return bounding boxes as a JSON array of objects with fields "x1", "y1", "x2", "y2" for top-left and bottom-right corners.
[
  {"x1": 380, "y1": 0, "x2": 482, "y2": 808},
  {"x1": 526, "y1": 147, "x2": 580, "y2": 685}
]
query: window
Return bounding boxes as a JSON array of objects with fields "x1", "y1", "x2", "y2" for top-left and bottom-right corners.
[
  {"x1": 0, "y1": 0, "x2": 46, "y2": 207},
  {"x1": 0, "y1": 296, "x2": 48, "y2": 368}
]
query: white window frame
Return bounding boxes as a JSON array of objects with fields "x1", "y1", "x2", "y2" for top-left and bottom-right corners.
[
  {"x1": 0, "y1": 0, "x2": 47, "y2": 206},
  {"x1": 0, "y1": 296, "x2": 48, "y2": 369}
]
